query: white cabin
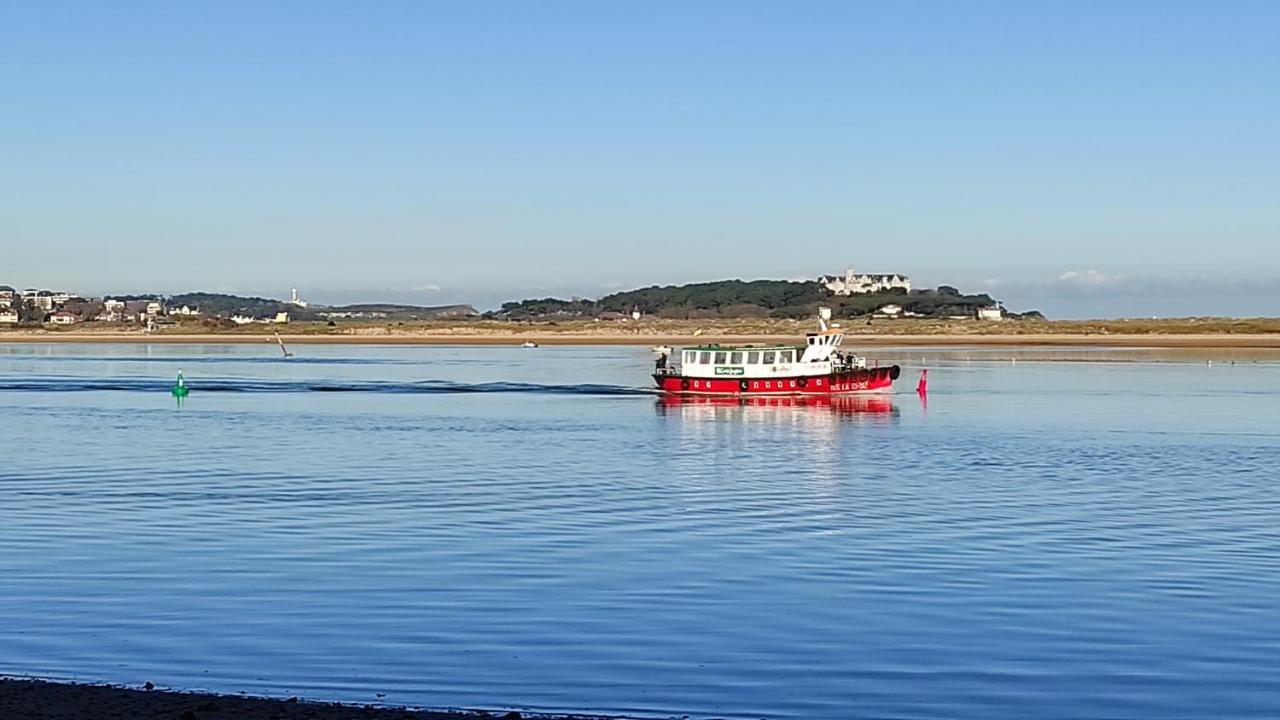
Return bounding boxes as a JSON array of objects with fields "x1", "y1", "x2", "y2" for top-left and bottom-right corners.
[{"x1": 669, "y1": 310, "x2": 865, "y2": 380}]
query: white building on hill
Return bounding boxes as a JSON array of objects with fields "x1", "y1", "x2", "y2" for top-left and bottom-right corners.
[
  {"x1": 820, "y1": 268, "x2": 911, "y2": 295},
  {"x1": 977, "y1": 305, "x2": 1005, "y2": 321}
]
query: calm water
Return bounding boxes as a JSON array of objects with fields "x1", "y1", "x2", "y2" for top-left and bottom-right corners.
[{"x1": 2, "y1": 344, "x2": 1279, "y2": 719}]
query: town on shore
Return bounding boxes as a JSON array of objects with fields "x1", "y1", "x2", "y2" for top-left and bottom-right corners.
[{"x1": 1, "y1": 268, "x2": 1025, "y2": 331}]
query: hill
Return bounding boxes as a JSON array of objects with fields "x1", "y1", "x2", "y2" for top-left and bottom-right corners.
[
  {"x1": 489, "y1": 279, "x2": 1005, "y2": 320},
  {"x1": 168, "y1": 292, "x2": 294, "y2": 318},
  {"x1": 320, "y1": 303, "x2": 478, "y2": 319},
  {"x1": 169, "y1": 293, "x2": 476, "y2": 321}
]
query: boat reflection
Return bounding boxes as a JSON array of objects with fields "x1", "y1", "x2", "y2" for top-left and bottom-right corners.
[{"x1": 656, "y1": 393, "x2": 898, "y2": 422}]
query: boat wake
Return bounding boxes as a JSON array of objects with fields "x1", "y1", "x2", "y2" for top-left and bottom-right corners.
[{"x1": 0, "y1": 377, "x2": 656, "y2": 396}]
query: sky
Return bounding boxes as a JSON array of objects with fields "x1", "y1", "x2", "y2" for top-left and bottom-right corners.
[{"x1": 2, "y1": 1, "x2": 1277, "y2": 317}]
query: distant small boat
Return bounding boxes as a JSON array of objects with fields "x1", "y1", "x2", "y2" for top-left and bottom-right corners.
[{"x1": 520, "y1": 341, "x2": 539, "y2": 348}]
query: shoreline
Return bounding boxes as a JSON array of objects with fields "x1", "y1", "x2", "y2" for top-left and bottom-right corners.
[
  {"x1": 0, "y1": 677, "x2": 606, "y2": 720},
  {"x1": 2, "y1": 331, "x2": 1280, "y2": 349}
]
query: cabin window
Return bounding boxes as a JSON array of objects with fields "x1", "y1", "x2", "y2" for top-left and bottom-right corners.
[
  {"x1": 683, "y1": 352, "x2": 694, "y2": 365},
  {"x1": 747, "y1": 351, "x2": 760, "y2": 364},
  {"x1": 808, "y1": 337, "x2": 816, "y2": 345},
  {"x1": 729, "y1": 352, "x2": 743, "y2": 364},
  {"x1": 699, "y1": 352, "x2": 711, "y2": 364},
  {"x1": 763, "y1": 351, "x2": 776, "y2": 364},
  {"x1": 780, "y1": 350, "x2": 793, "y2": 363},
  {"x1": 714, "y1": 352, "x2": 727, "y2": 364}
]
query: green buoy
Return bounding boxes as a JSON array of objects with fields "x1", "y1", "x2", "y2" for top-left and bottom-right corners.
[{"x1": 171, "y1": 370, "x2": 190, "y2": 398}]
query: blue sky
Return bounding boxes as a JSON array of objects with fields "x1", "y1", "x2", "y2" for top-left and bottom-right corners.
[{"x1": 2, "y1": 1, "x2": 1277, "y2": 317}]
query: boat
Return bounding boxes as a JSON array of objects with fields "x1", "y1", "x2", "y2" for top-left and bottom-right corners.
[
  {"x1": 520, "y1": 341, "x2": 539, "y2": 348},
  {"x1": 652, "y1": 308, "x2": 900, "y2": 396}
]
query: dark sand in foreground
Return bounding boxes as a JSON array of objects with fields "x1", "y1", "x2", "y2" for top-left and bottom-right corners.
[{"x1": 0, "y1": 678, "x2": 607, "y2": 720}]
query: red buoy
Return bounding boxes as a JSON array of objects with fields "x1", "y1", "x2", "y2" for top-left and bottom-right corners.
[{"x1": 916, "y1": 369, "x2": 928, "y2": 395}]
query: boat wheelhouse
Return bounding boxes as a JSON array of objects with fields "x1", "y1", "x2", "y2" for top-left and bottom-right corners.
[{"x1": 653, "y1": 308, "x2": 900, "y2": 396}]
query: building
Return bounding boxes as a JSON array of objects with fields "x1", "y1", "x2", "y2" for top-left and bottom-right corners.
[
  {"x1": 123, "y1": 301, "x2": 151, "y2": 322},
  {"x1": 0, "y1": 309, "x2": 18, "y2": 324},
  {"x1": 49, "y1": 311, "x2": 78, "y2": 325},
  {"x1": 977, "y1": 305, "x2": 1005, "y2": 321},
  {"x1": 272, "y1": 311, "x2": 290, "y2": 324},
  {"x1": 820, "y1": 269, "x2": 911, "y2": 296},
  {"x1": 874, "y1": 304, "x2": 904, "y2": 318},
  {"x1": 99, "y1": 299, "x2": 126, "y2": 321},
  {"x1": 289, "y1": 288, "x2": 308, "y2": 308},
  {"x1": 231, "y1": 315, "x2": 256, "y2": 325},
  {"x1": 62, "y1": 299, "x2": 104, "y2": 321},
  {"x1": 173, "y1": 305, "x2": 201, "y2": 316},
  {"x1": 0, "y1": 286, "x2": 15, "y2": 308},
  {"x1": 24, "y1": 290, "x2": 56, "y2": 311},
  {"x1": 146, "y1": 301, "x2": 163, "y2": 317}
]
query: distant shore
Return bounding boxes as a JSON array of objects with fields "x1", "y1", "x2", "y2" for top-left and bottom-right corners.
[
  {"x1": 2, "y1": 332, "x2": 1280, "y2": 348},
  {"x1": 0, "y1": 677, "x2": 597, "y2": 720},
  {"x1": 2, "y1": 318, "x2": 1279, "y2": 348}
]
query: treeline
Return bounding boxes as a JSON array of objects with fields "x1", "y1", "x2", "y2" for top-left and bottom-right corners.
[
  {"x1": 168, "y1": 293, "x2": 477, "y2": 320},
  {"x1": 489, "y1": 280, "x2": 1007, "y2": 320},
  {"x1": 169, "y1": 293, "x2": 302, "y2": 319}
]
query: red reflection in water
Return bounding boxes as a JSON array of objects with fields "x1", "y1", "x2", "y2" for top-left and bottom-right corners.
[{"x1": 659, "y1": 393, "x2": 895, "y2": 416}]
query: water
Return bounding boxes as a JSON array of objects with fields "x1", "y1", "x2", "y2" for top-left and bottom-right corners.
[{"x1": 2, "y1": 343, "x2": 1279, "y2": 719}]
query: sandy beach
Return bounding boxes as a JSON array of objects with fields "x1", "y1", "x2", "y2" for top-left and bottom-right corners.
[
  {"x1": 0, "y1": 678, "x2": 600, "y2": 720},
  {"x1": 2, "y1": 316, "x2": 1280, "y2": 348}
]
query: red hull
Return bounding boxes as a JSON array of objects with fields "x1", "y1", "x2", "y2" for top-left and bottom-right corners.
[{"x1": 654, "y1": 366, "x2": 898, "y2": 396}]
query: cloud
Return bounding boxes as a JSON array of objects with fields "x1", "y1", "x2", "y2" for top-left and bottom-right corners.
[
  {"x1": 1056, "y1": 270, "x2": 1119, "y2": 286},
  {"x1": 411, "y1": 284, "x2": 442, "y2": 292}
]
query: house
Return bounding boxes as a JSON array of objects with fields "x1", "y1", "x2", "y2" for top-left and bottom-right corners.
[
  {"x1": 99, "y1": 299, "x2": 126, "y2": 321},
  {"x1": 231, "y1": 315, "x2": 256, "y2": 325},
  {"x1": 123, "y1": 300, "x2": 151, "y2": 322},
  {"x1": 24, "y1": 290, "x2": 56, "y2": 311},
  {"x1": 146, "y1": 301, "x2": 163, "y2": 317},
  {"x1": 272, "y1": 311, "x2": 290, "y2": 324},
  {"x1": 821, "y1": 268, "x2": 911, "y2": 296},
  {"x1": 49, "y1": 311, "x2": 78, "y2": 325},
  {"x1": 173, "y1": 305, "x2": 201, "y2": 316},
  {"x1": 873, "y1": 304, "x2": 904, "y2": 318},
  {"x1": 0, "y1": 286, "x2": 15, "y2": 308},
  {"x1": 62, "y1": 299, "x2": 104, "y2": 321},
  {"x1": 0, "y1": 309, "x2": 18, "y2": 324},
  {"x1": 977, "y1": 305, "x2": 1005, "y2": 321}
]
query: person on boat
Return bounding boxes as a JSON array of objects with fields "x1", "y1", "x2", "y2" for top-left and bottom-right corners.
[{"x1": 655, "y1": 352, "x2": 668, "y2": 370}]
